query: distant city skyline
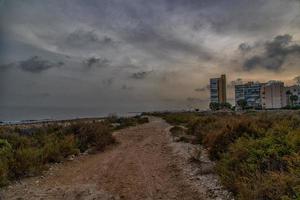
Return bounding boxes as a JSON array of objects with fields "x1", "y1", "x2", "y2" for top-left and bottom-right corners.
[{"x1": 1, "y1": 0, "x2": 300, "y2": 120}]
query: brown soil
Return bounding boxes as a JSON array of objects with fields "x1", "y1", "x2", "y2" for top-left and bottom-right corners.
[{"x1": 0, "y1": 117, "x2": 204, "y2": 200}]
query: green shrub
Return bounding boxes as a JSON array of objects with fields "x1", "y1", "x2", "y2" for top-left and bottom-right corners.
[
  {"x1": 170, "y1": 126, "x2": 186, "y2": 137},
  {"x1": 10, "y1": 147, "x2": 43, "y2": 178},
  {"x1": 0, "y1": 139, "x2": 12, "y2": 186},
  {"x1": 159, "y1": 111, "x2": 300, "y2": 199},
  {"x1": 0, "y1": 119, "x2": 117, "y2": 187},
  {"x1": 69, "y1": 122, "x2": 115, "y2": 152}
]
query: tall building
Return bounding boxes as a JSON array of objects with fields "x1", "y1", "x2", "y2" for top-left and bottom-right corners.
[
  {"x1": 261, "y1": 81, "x2": 285, "y2": 109},
  {"x1": 210, "y1": 74, "x2": 227, "y2": 104},
  {"x1": 235, "y1": 82, "x2": 262, "y2": 109}
]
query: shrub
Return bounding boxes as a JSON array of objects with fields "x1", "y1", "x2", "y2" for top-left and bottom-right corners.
[
  {"x1": 10, "y1": 147, "x2": 43, "y2": 178},
  {"x1": 0, "y1": 119, "x2": 116, "y2": 187},
  {"x1": 170, "y1": 126, "x2": 186, "y2": 137},
  {"x1": 207, "y1": 118, "x2": 263, "y2": 160},
  {"x1": 161, "y1": 112, "x2": 198, "y2": 125},
  {"x1": 70, "y1": 122, "x2": 115, "y2": 152},
  {"x1": 0, "y1": 139, "x2": 12, "y2": 186},
  {"x1": 106, "y1": 115, "x2": 149, "y2": 129},
  {"x1": 160, "y1": 111, "x2": 300, "y2": 199}
]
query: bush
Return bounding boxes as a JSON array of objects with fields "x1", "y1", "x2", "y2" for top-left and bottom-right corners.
[
  {"x1": 170, "y1": 126, "x2": 186, "y2": 137},
  {"x1": 10, "y1": 147, "x2": 43, "y2": 178},
  {"x1": 159, "y1": 111, "x2": 300, "y2": 199},
  {"x1": 68, "y1": 122, "x2": 115, "y2": 152},
  {"x1": 0, "y1": 139, "x2": 12, "y2": 186},
  {"x1": 162, "y1": 112, "x2": 198, "y2": 125},
  {"x1": 106, "y1": 115, "x2": 149, "y2": 129},
  {"x1": 0, "y1": 119, "x2": 116, "y2": 187}
]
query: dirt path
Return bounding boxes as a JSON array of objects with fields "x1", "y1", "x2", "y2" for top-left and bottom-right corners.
[{"x1": 1, "y1": 117, "x2": 204, "y2": 200}]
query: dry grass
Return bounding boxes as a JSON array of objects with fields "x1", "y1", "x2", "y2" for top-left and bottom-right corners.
[{"x1": 157, "y1": 111, "x2": 300, "y2": 200}]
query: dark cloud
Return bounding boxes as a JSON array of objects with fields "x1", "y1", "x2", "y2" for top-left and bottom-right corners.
[
  {"x1": 186, "y1": 97, "x2": 207, "y2": 103},
  {"x1": 0, "y1": 63, "x2": 15, "y2": 71},
  {"x1": 229, "y1": 78, "x2": 243, "y2": 88},
  {"x1": 243, "y1": 34, "x2": 300, "y2": 71},
  {"x1": 239, "y1": 43, "x2": 252, "y2": 53},
  {"x1": 194, "y1": 85, "x2": 209, "y2": 92},
  {"x1": 84, "y1": 57, "x2": 110, "y2": 68},
  {"x1": 130, "y1": 70, "x2": 153, "y2": 79},
  {"x1": 121, "y1": 24, "x2": 212, "y2": 61},
  {"x1": 62, "y1": 29, "x2": 117, "y2": 49},
  {"x1": 102, "y1": 78, "x2": 114, "y2": 86},
  {"x1": 1, "y1": 0, "x2": 300, "y2": 115},
  {"x1": 197, "y1": 0, "x2": 300, "y2": 35},
  {"x1": 121, "y1": 84, "x2": 134, "y2": 90},
  {"x1": 194, "y1": 87, "x2": 206, "y2": 92},
  {"x1": 19, "y1": 56, "x2": 62, "y2": 73},
  {"x1": 36, "y1": 92, "x2": 51, "y2": 98}
]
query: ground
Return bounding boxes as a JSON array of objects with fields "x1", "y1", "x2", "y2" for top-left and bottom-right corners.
[{"x1": 0, "y1": 117, "x2": 230, "y2": 200}]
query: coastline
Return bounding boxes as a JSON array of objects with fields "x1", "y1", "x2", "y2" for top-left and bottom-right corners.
[{"x1": 0, "y1": 112, "x2": 143, "y2": 126}]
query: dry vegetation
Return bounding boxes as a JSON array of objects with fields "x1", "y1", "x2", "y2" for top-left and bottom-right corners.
[
  {"x1": 0, "y1": 115, "x2": 148, "y2": 187},
  {"x1": 155, "y1": 111, "x2": 300, "y2": 200}
]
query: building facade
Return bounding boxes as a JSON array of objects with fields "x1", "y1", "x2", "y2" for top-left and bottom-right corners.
[
  {"x1": 210, "y1": 74, "x2": 227, "y2": 104},
  {"x1": 283, "y1": 85, "x2": 300, "y2": 106},
  {"x1": 261, "y1": 81, "x2": 285, "y2": 109},
  {"x1": 235, "y1": 82, "x2": 262, "y2": 109}
]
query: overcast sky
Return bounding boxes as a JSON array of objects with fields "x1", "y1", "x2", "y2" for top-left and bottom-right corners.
[{"x1": 1, "y1": 0, "x2": 300, "y2": 118}]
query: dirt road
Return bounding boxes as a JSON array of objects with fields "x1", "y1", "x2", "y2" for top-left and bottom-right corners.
[{"x1": 1, "y1": 117, "x2": 204, "y2": 200}]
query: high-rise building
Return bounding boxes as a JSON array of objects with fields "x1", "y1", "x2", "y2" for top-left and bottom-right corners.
[
  {"x1": 261, "y1": 81, "x2": 285, "y2": 109},
  {"x1": 235, "y1": 82, "x2": 262, "y2": 109},
  {"x1": 210, "y1": 74, "x2": 227, "y2": 104}
]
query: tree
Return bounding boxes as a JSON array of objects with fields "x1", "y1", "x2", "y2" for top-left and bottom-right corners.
[
  {"x1": 209, "y1": 102, "x2": 220, "y2": 111},
  {"x1": 293, "y1": 76, "x2": 300, "y2": 86},
  {"x1": 290, "y1": 95, "x2": 299, "y2": 106},
  {"x1": 222, "y1": 102, "x2": 232, "y2": 110},
  {"x1": 237, "y1": 99, "x2": 247, "y2": 110}
]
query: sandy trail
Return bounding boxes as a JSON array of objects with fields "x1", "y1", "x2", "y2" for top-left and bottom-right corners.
[{"x1": 1, "y1": 117, "x2": 203, "y2": 200}]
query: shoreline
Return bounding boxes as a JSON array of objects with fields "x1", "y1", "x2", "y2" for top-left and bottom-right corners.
[{"x1": 0, "y1": 112, "x2": 143, "y2": 126}]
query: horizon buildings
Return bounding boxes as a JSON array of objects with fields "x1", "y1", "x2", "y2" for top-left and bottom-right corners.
[{"x1": 210, "y1": 74, "x2": 227, "y2": 104}]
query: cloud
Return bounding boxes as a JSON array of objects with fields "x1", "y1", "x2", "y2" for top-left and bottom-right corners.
[
  {"x1": 56, "y1": 29, "x2": 118, "y2": 54},
  {"x1": 238, "y1": 43, "x2": 252, "y2": 53},
  {"x1": 186, "y1": 97, "x2": 207, "y2": 103},
  {"x1": 130, "y1": 70, "x2": 153, "y2": 79},
  {"x1": 19, "y1": 56, "x2": 63, "y2": 73},
  {"x1": 121, "y1": 84, "x2": 134, "y2": 90},
  {"x1": 1, "y1": 0, "x2": 300, "y2": 112},
  {"x1": 293, "y1": 76, "x2": 300, "y2": 85},
  {"x1": 0, "y1": 63, "x2": 15, "y2": 71},
  {"x1": 194, "y1": 85, "x2": 209, "y2": 92},
  {"x1": 243, "y1": 34, "x2": 300, "y2": 71},
  {"x1": 229, "y1": 78, "x2": 243, "y2": 88},
  {"x1": 84, "y1": 57, "x2": 110, "y2": 68},
  {"x1": 64, "y1": 29, "x2": 116, "y2": 48},
  {"x1": 102, "y1": 78, "x2": 114, "y2": 86},
  {"x1": 119, "y1": 21, "x2": 213, "y2": 63}
]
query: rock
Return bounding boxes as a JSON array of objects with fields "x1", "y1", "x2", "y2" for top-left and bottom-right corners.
[
  {"x1": 178, "y1": 135, "x2": 199, "y2": 144},
  {"x1": 67, "y1": 155, "x2": 75, "y2": 161}
]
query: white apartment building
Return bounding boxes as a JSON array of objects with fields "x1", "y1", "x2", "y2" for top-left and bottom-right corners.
[
  {"x1": 261, "y1": 81, "x2": 285, "y2": 109},
  {"x1": 283, "y1": 85, "x2": 300, "y2": 106}
]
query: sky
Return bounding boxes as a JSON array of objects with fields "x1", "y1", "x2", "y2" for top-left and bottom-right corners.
[{"x1": 1, "y1": 0, "x2": 300, "y2": 119}]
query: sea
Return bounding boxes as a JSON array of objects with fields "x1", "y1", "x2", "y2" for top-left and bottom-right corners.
[
  {"x1": 0, "y1": 105, "x2": 146, "y2": 125},
  {"x1": 0, "y1": 104, "x2": 188, "y2": 125}
]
